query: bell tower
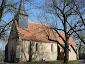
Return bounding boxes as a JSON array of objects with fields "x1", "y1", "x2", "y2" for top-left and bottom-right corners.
[{"x1": 15, "y1": 0, "x2": 28, "y2": 28}]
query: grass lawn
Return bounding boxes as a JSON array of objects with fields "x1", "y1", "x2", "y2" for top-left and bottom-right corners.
[
  {"x1": 18, "y1": 61, "x2": 76, "y2": 64},
  {"x1": 5, "y1": 60, "x2": 85, "y2": 64}
]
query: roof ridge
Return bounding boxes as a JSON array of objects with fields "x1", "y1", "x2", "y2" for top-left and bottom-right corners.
[
  {"x1": 17, "y1": 22, "x2": 77, "y2": 46},
  {"x1": 28, "y1": 22, "x2": 49, "y2": 27}
]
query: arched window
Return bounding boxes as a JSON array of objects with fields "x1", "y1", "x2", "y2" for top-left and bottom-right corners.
[
  {"x1": 36, "y1": 43, "x2": 38, "y2": 51},
  {"x1": 51, "y1": 44, "x2": 53, "y2": 52}
]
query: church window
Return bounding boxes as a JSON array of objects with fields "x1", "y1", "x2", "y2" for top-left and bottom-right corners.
[
  {"x1": 36, "y1": 43, "x2": 38, "y2": 51},
  {"x1": 51, "y1": 44, "x2": 53, "y2": 52}
]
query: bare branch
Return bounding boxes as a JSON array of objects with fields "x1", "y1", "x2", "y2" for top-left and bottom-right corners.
[{"x1": 67, "y1": 21, "x2": 85, "y2": 44}]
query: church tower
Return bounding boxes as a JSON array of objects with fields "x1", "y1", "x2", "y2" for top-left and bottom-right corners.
[{"x1": 15, "y1": 0, "x2": 28, "y2": 28}]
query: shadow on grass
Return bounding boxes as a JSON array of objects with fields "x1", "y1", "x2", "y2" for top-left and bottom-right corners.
[
  {"x1": 6, "y1": 60, "x2": 85, "y2": 64},
  {"x1": 20, "y1": 61, "x2": 75, "y2": 64}
]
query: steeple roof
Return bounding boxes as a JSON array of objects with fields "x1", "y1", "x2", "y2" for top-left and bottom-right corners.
[
  {"x1": 18, "y1": 0, "x2": 27, "y2": 15},
  {"x1": 14, "y1": 0, "x2": 28, "y2": 28}
]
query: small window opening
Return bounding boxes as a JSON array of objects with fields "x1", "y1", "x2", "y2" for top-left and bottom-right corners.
[
  {"x1": 36, "y1": 43, "x2": 38, "y2": 51},
  {"x1": 51, "y1": 44, "x2": 53, "y2": 52}
]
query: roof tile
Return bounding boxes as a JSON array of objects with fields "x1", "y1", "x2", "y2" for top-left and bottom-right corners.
[{"x1": 17, "y1": 22, "x2": 77, "y2": 46}]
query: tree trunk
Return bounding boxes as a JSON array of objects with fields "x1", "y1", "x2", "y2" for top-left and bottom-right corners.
[
  {"x1": 64, "y1": 17, "x2": 69, "y2": 63},
  {"x1": 64, "y1": 40, "x2": 69, "y2": 63},
  {"x1": 29, "y1": 42, "x2": 32, "y2": 62}
]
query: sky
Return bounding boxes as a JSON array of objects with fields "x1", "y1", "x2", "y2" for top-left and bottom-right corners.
[
  {"x1": 0, "y1": 0, "x2": 45, "y2": 50},
  {"x1": 2, "y1": 0, "x2": 44, "y2": 23},
  {"x1": 0, "y1": 0, "x2": 85, "y2": 50}
]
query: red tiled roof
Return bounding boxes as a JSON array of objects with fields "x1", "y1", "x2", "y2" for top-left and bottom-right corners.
[{"x1": 17, "y1": 22, "x2": 77, "y2": 46}]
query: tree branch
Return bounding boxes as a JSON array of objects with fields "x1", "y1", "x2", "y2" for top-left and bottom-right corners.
[{"x1": 67, "y1": 21, "x2": 85, "y2": 44}]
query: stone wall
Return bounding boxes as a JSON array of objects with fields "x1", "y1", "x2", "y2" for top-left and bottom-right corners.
[
  {"x1": 32, "y1": 42, "x2": 57, "y2": 61},
  {"x1": 20, "y1": 40, "x2": 58, "y2": 62},
  {"x1": 7, "y1": 22, "x2": 18, "y2": 62},
  {"x1": 7, "y1": 39, "x2": 17, "y2": 62},
  {"x1": 20, "y1": 40, "x2": 77, "y2": 61},
  {"x1": 58, "y1": 45, "x2": 77, "y2": 60},
  {"x1": 69, "y1": 46, "x2": 77, "y2": 60},
  {"x1": 20, "y1": 40, "x2": 30, "y2": 62},
  {"x1": 6, "y1": 36, "x2": 77, "y2": 62},
  {"x1": 4, "y1": 21, "x2": 23, "y2": 62}
]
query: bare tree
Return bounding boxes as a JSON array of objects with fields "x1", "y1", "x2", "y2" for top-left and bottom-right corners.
[
  {"x1": 73, "y1": 31, "x2": 85, "y2": 54},
  {"x1": 36, "y1": 0, "x2": 85, "y2": 63},
  {"x1": 0, "y1": 0, "x2": 18, "y2": 39}
]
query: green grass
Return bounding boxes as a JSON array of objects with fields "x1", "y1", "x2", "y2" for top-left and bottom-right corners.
[
  {"x1": 0, "y1": 56, "x2": 4, "y2": 62},
  {"x1": 69, "y1": 59, "x2": 84, "y2": 62},
  {"x1": 18, "y1": 61, "x2": 75, "y2": 64},
  {"x1": 5, "y1": 60, "x2": 85, "y2": 64}
]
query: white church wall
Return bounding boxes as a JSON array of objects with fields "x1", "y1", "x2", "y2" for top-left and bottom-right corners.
[
  {"x1": 21, "y1": 40, "x2": 58, "y2": 62},
  {"x1": 69, "y1": 46, "x2": 77, "y2": 60}
]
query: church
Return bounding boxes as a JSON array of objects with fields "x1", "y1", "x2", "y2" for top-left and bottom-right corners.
[{"x1": 5, "y1": 0, "x2": 78, "y2": 62}]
